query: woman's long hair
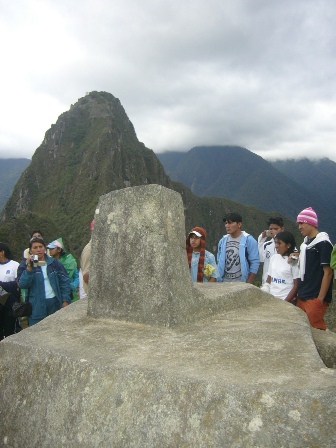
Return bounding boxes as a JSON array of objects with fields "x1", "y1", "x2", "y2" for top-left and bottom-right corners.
[{"x1": 186, "y1": 227, "x2": 206, "y2": 282}]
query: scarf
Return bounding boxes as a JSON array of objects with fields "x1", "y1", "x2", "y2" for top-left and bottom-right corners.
[
  {"x1": 299, "y1": 231, "x2": 332, "y2": 280},
  {"x1": 186, "y1": 226, "x2": 206, "y2": 282}
]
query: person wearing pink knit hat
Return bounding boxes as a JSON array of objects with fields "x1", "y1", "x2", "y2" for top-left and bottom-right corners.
[{"x1": 296, "y1": 207, "x2": 333, "y2": 330}]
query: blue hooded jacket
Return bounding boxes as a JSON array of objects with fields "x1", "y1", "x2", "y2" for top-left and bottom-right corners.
[{"x1": 217, "y1": 231, "x2": 260, "y2": 282}]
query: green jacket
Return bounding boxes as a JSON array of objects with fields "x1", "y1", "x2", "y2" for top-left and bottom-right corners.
[
  {"x1": 331, "y1": 244, "x2": 336, "y2": 270},
  {"x1": 55, "y1": 238, "x2": 79, "y2": 298}
]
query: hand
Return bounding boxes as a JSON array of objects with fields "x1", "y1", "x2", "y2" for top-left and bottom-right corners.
[
  {"x1": 62, "y1": 301, "x2": 70, "y2": 308},
  {"x1": 289, "y1": 252, "x2": 299, "y2": 258},
  {"x1": 26, "y1": 256, "x2": 34, "y2": 270}
]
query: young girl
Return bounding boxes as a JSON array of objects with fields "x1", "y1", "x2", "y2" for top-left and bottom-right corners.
[
  {"x1": 261, "y1": 231, "x2": 299, "y2": 302},
  {"x1": 186, "y1": 227, "x2": 217, "y2": 283}
]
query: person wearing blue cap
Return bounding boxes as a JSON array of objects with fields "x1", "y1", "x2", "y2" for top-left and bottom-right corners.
[{"x1": 47, "y1": 238, "x2": 79, "y2": 301}]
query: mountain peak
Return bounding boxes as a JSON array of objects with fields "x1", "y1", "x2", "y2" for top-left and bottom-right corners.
[{"x1": 1, "y1": 92, "x2": 171, "y2": 256}]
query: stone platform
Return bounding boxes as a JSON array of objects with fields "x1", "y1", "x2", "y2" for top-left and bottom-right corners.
[{"x1": 1, "y1": 284, "x2": 335, "y2": 447}]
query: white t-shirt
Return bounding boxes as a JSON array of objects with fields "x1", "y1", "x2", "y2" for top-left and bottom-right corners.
[
  {"x1": 0, "y1": 260, "x2": 19, "y2": 283},
  {"x1": 41, "y1": 265, "x2": 56, "y2": 299},
  {"x1": 267, "y1": 254, "x2": 300, "y2": 300},
  {"x1": 0, "y1": 260, "x2": 19, "y2": 300}
]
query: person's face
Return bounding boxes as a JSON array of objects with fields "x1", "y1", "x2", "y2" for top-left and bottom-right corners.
[
  {"x1": 48, "y1": 246, "x2": 61, "y2": 258},
  {"x1": 268, "y1": 224, "x2": 284, "y2": 238},
  {"x1": 189, "y1": 234, "x2": 201, "y2": 251},
  {"x1": 298, "y1": 222, "x2": 315, "y2": 238},
  {"x1": 225, "y1": 220, "x2": 242, "y2": 238},
  {"x1": 30, "y1": 242, "x2": 46, "y2": 260},
  {"x1": 275, "y1": 239, "x2": 290, "y2": 256}
]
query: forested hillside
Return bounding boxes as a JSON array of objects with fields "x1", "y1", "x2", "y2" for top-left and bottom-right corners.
[
  {"x1": 158, "y1": 147, "x2": 336, "y2": 242},
  {"x1": 0, "y1": 92, "x2": 301, "y2": 261}
]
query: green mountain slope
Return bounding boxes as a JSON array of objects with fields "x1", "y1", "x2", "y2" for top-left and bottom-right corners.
[
  {"x1": 157, "y1": 146, "x2": 336, "y2": 242},
  {"x1": 0, "y1": 92, "x2": 300, "y2": 262},
  {"x1": 0, "y1": 158, "x2": 30, "y2": 212},
  {"x1": 1, "y1": 92, "x2": 173, "y2": 258},
  {"x1": 271, "y1": 158, "x2": 336, "y2": 221}
]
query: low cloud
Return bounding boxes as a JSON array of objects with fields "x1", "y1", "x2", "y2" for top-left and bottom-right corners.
[{"x1": 1, "y1": 0, "x2": 335, "y2": 161}]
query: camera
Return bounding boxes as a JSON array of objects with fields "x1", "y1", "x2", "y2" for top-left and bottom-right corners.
[
  {"x1": 289, "y1": 255, "x2": 298, "y2": 265},
  {"x1": 265, "y1": 230, "x2": 272, "y2": 238},
  {"x1": 31, "y1": 255, "x2": 46, "y2": 267}
]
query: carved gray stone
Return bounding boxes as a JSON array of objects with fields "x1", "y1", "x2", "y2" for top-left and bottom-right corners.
[{"x1": 88, "y1": 184, "x2": 204, "y2": 326}]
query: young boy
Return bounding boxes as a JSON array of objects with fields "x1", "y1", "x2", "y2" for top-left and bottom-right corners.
[
  {"x1": 186, "y1": 227, "x2": 217, "y2": 283},
  {"x1": 217, "y1": 212, "x2": 259, "y2": 283},
  {"x1": 258, "y1": 217, "x2": 285, "y2": 284},
  {"x1": 296, "y1": 207, "x2": 333, "y2": 330}
]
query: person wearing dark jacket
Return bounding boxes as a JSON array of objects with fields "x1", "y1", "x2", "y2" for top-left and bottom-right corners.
[
  {"x1": 296, "y1": 207, "x2": 333, "y2": 330},
  {"x1": 18, "y1": 237, "x2": 71, "y2": 326},
  {"x1": 0, "y1": 242, "x2": 20, "y2": 339}
]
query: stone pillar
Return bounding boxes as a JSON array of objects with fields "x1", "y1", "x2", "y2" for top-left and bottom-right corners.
[{"x1": 88, "y1": 184, "x2": 203, "y2": 326}]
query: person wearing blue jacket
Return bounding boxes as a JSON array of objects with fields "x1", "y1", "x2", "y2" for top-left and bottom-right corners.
[
  {"x1": 217, "y1": 212, "x2": 260, "y2": 283},
  {"x1": 18, "y1": 237, "x2": 71, "y2": 326}
]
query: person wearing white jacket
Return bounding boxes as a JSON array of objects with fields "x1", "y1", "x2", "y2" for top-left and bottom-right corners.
[{"x1": 258, "y1": 217, "x2": 284, "y2": 284}]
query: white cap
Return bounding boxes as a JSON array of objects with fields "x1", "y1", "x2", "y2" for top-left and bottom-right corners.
[{"x1": 189, "y1": 230, "x2": 202, "y2": 237}]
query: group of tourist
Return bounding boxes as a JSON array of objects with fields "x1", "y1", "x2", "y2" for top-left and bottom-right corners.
[
  {"x1": 0, "y1": 205, "x2": 335, "y2": 340},
  {"x1": 0, "y1": 229, "x2": 83, "y2": 340},
  {"x1": 0, "y1": 218, "x2": 97, "y2": 340},
  {"x1": 187, "y1": 207, "x2": 335, "y2": 331}
]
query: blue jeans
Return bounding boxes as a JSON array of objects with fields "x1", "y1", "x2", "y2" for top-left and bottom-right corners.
[{"x1": 28, "y1": 297, "x2": 60, "y2": 326}]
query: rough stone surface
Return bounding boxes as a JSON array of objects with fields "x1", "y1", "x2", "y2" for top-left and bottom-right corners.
[
  {"x1": 311, "y1": 327, "x2": 336, "y2": 368},
  {"x1": 1, "y1": 294, "x2": 336, "y2": 447},
  {"x1": 325, "y1": 291, "x2": 336, "y2": 332},
  {"x1": 88, "y1": 184, "x2": 204, "y2": 326},
  {"x1": 0, "y1": 185, "x2": 335, "y2": 447}
]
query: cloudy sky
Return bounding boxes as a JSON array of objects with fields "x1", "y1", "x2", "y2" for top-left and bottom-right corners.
[{"x1": 1, "y1": 0, "x2": 336, "y2": 161}]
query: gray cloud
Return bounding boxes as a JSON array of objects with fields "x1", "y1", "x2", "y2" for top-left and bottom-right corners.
[{"x1": 1, "y1": 0, "x2": 336, "y2": 161}]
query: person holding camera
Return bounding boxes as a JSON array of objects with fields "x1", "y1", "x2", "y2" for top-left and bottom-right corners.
[
  {"x1": 258, "y1": 217, "x2": 285, "y2": 284},
  {"x1": 18, "y1": 237, "x2": 71, "y2": 326}
]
